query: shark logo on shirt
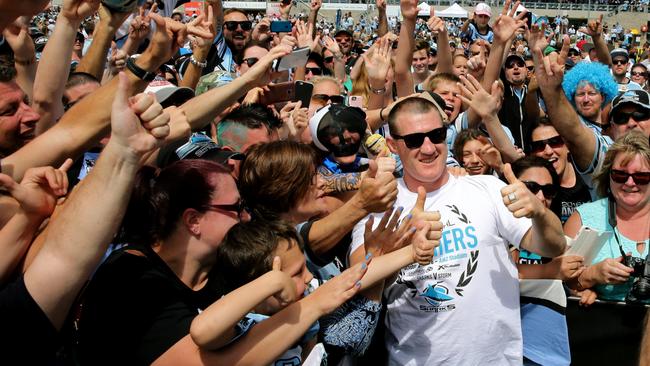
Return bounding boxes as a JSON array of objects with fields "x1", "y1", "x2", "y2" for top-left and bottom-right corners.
[{"x1": 420, "y1": 282, "x2": 453, "y2": 305}]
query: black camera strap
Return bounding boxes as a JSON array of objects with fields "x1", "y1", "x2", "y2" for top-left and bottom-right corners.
[{"x1": 608, "y1": 198, "x2": 627, "y2": 258}]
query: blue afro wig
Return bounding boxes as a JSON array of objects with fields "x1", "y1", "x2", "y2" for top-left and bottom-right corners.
[{"x1": 561, "y1": 62, "x2": 618, "y2": 108}]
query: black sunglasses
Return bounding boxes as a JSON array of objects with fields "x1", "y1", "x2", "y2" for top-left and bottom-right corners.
[
  {"x1": 523, "y1": 181, "x2": 557, "y2": 199},
  {"x1": 506, "y1": 61, "x2": 525, "y2": 69},
  {"x1": 611, "y1": 109, "x2": 650, "y2": 125},
  {"x1": 530, "y1": 135, "x2": 564, "y2": 153},
  {"x1": 312, "y1": 94, "x2": 345, "y2": 104},
  {"x1": 306, "y1": 67, "x2": 322, "y2": 75},
  {"x1": 526, "y1": 66, "x2": 534, "y2": 71},
  {"x1": 612, "y1": 59, "x2": 628, "y2": 66},
  {"x1": 391, "y1": 126, "x2": 447, "y2": 149},
  {"x1": 610, "y1": 169, "x2": 650, "y2": 185},
  {"x1": 631, "y1": 71, "x2": 647, "y2": 77},
  {"x1": 568, "y1": 51, "x2": 580, "y2": 56},
  {"x1": 323, "y1": 56, "x2": 334, "y2": 63},
  {"x1": 242, "y1": 57, "x2": 259, "y2": 67},
  {"x1": 224, "y1": 20, "x2": 252, "y2": 31},
  {"x1": 205, "y1": 200, "x2": 247, "y2": 219}
]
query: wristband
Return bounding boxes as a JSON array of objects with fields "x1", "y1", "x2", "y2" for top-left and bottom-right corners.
[
  {"x1": 380, "y1": 107, "x2": 386, "y2": 121},
  {"x1": 126, "y1": 56, "x2": 156, "y2": 82},
  {"x1": 190, "y1": 55, "x2": 207, "y2": 68},
  {"x1": 370, "y1": 86, "x2": 387, "y2": 95}
]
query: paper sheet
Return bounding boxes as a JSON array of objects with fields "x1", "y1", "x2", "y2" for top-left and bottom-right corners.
[{"x1": 566, "y1": 226, "x2": 613, "y2": 265}]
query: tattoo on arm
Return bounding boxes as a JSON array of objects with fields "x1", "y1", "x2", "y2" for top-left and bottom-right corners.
[{"x1": 318, "y1": 167, "x2": 362, "y2": 194}]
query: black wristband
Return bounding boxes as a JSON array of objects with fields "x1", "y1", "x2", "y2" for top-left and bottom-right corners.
[{"x1": 126, "y1": 57, "x2": 156, "y2": 82}]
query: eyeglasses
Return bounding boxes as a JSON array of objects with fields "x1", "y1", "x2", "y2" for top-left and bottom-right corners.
[
  {"x1": 242, "y1": 57, "x2": 259, "y2": 67},
  {"x1": 612, "y1": 59, "x2": 628, "y2": 66},
  {"x1": 391, "y1": 126, "x2": 447, "y2": 149},
  {"x1": 526, "y1": 65, "x2": 534, "y2": 71},
  {"x1": 205, "y1": 199, "x2": 247, "y2": 219},
  {"x1": 611, "y1": 109, "x2": 650, "y2": 125},
  {"x1": 306, "y1": 67, "x2": 322, "y2": 75},
  {"x1": 312, "y1": 94, "x2": 345, "y2": 104},
  {"x1": 506, "y1": 61, "x2": 525, "y2": 69},
  {"x1": 323, "y1": 56, "x2": 334, "y2": 63},
  {"x1": 530, "y1": 135, "x2": 564, "y2": 153},
  {"x1": 631, "y1": 71, "x2": 647, "y2": 77},
  {"x1": 224, "y1": 20, "x2": 252, "y2": 32},
  {"x1": 522, "y1": 181, "x2": 557, "y2": 199},
  {"x1": 610, "y1": 169, "x2": 650, "y2": 185}
]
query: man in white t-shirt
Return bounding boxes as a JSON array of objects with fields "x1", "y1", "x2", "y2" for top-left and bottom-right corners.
[{"x1": 349, "y1": 96, "x2": 566, "y2": 365}]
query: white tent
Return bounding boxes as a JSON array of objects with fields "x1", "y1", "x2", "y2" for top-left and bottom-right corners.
[
  {"x1": 417, "y1": 2, "x2": 431, "y2": 16},
  {"x1": 436, "y1": 3, "x2": 468, "y2": 18}
]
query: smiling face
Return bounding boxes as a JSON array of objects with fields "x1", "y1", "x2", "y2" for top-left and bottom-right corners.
[
  {"x1": 610, "y1": 153, "x2": 650, "y2": 211},
  {"x1": 387, "y1": 107, "x2": 449, "y2": 192},
  {"x1": 631, "y1": 66, "x2": 648, "y2": 85},
  {"x1": 461, "y1": 138, "x2": 490, "y2": 175},
  {"x1": 412, "y1": 49, "x2": 429, "y2": 75},
  {"x1": 574, "y1": 82, "x2": 603, "y2": 121},
  {"x1": 223, "y1": 11, "x2": 250, "y2": 51},
  {"x1": 531, "y1": 125, "x2": 569, "y2": 179},
  {"x1": 335, "y1": 34, "x2": 352, "y2": 55}
]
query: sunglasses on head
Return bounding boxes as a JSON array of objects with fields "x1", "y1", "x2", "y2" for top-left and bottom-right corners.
[
  {"x1": 610, "y1": 169, "x2": 650, "y2": 185},
  {"x1": 506, "y1": 61, "x2": 525, "y2": 69},
  {"x1": 612, "y1": 59, "x2": 628, "y2": 66},
  {"x1": 323, "y1": 56, "x2": 334, "y2": 63},
  {"x1": 306, "y1": 67, "x2": 322, "y2": 75},
  {"x1": 611, "y1": 108, "x2": 650, "y2": 125},
  {"x1": 530, "y1": 135, "x2": 564, "y2": 153},
  {"x1": 205, "y1": 199, "x2": 247, "y2": 219},
  {"x1": 242, "y1": 57, "x2": 259, "y2": 67},
  {"x1": 224, "y1": 20, "x2": 252, "y2": 32},
  {"x1": 312, "y1": 94, "x2": 345, "y2": 104},
  {"x1": 391, "y1": 126, "x2": 447, "y2": 149},
  {"x1": 523, "y1": 181, "x2": 557, "y2": 199}
]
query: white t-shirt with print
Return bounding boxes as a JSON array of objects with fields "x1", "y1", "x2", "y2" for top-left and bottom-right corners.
[{"x1": 350, "y1": 174, "x2": 531, "y2": 366}]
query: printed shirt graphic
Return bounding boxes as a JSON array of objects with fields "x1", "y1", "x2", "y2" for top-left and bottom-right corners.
[{"x1": 351, "y1": 174, "x2": 531, "y2": 366}]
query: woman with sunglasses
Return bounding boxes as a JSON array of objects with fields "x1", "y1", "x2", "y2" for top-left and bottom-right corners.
[
  {"x1": 565, "y1": 131, "x2": 650, "y2": 305},
  {"x1": 510, "y1": 156, "x2": 579, "y2": 366},
  {"x1": 75, "y1": 159, "x2": 253, "y2": 364},
  {"x1": 630, "y1": 63, "x2": 648, "y2": 92}
]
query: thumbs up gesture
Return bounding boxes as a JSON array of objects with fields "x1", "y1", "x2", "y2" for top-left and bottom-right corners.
[
  {"x1": 410, "y1": 186, "x2": 443, "y2": 255},
  {"x1": 500, "y1": 163, "x2": 546, "y2": 219},
  {"x1": 356, "y1": 160, "x2": 398, "y2": 213}
]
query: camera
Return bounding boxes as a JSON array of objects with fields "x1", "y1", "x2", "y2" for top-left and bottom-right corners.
[{"x1": 624, "y1": 253, "x2": 650, "y2": 304}]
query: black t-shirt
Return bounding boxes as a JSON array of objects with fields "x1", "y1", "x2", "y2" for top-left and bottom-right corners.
[
  {"x1": 75, "y1": 245, "x2": 214, "y2": 365},
  {"x1": 0, "y1": 275, "x2": 59, "y2": 364},
  {"x1": 551, "y1": 173, "x2": 592, "y2": 224}
]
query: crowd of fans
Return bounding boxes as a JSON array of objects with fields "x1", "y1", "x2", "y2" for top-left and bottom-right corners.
[{"x1": 0, "y1": 0, "x2": 649, "y2": 364}]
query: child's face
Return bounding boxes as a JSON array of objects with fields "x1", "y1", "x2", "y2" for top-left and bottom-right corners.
[{"x1": 259, "y1": 239, "x2": 314, "y2": 315}]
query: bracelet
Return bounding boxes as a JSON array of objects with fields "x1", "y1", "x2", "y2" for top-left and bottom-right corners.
[
  {"x1": 370, "y1": 86, "x2": 387, "y2": 95},
  {"x1": 190, "y1": 55, "x2": 207, "y2": 68},
  {"x1": 379, "y1": 107, "x2": 386, "y2": 121},
  {"x1": 14, "y1": 57, "x2": 35, "y2": 66},
  {"x1": 126, "y1": 56, "x2": 156, "y2": 82}
]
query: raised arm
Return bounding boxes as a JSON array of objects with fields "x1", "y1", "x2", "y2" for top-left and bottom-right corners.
[
  {"x1": 76, "y1": 4, "x2": 130, "y2": 81},
  {"x1": 31, "y1": 0, "x2": 100, "y2": 135},
  {"x1": 23, "y1": 71, "x2": 171, "y2": 330},
  {"x1": 308, "y1": 0, "x2": 321, "y2": 36},
  {"x1": 428, "y1": 7, "x2": 452, "y2": 75},
  {"x1": 376, "y1": 0, "x2": 388, "y2": 37},
  {"x1": 394, "y1": 0, "x2": 418, "y2": 97},
  {"x1": 323, "y1": 36, "x2": 346, "y2": 85},
  {"x1": 1, "y1": 14, "x2": 192, "y2": 182},
  {"x1": 364, "y1": 38, "x2": 392, "y2": 110},
  {"x1": 579, "y1": 14, "x2": 611, "y2": 67},
  {"x1": 179, "y1": 6, "x2": 215, "y2": 90},
  {"x1": 532, "y1": 32, "x2": 597, "y2": 171},
  {"x1": 2, "y1": 21, "x2": 37, "y2": 101}
]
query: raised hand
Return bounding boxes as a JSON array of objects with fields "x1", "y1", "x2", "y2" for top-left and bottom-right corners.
[
  {"x1": 364, "y1": 207, "x2": 415, "y2": 257},
  {"x1": 579, "y1": 14, "x2": 603, "y2": 38},
  {"x1": 311, "y1": 0, "x2": 322, "y2": 11},
  {"x1": 400, "y1": 0, "x2": 419, "y2": 21},
  {"x1": 308, "y1": 260, "x2": 368, "y2": 312},
  {"x1": 61, "y1": 0, "x2": 100, "y2": 24},
  {"x1": 492, "y1": 0, "x2": 526, "y2": 43},
  {"x1": 362, "y1": 38, "x2": 391, "y2": 88},
  {"x1": 409, "y1": 186, "x2": 443, "y2": 243},
  {"x1": 357, "y1": 160, "x2": 398, "y2": 213},
  {"x1": 0, "y1": 160, "x2": 73, "y2": 219},
  {"x1": 108, "y1": 43, "x2": 128, "y2": 75},
  {"x1": 500, "y1": 163, "x2": 546, "y2": 218},
  {"x1": 270, "y1": 256, "x2": 298, "y2": 306},
  {"x1": 532, "y1": 33, "x2": 569, "y2": 91},
  {"x1": 457, "y1": 74, "x2": 501, "y2": 120},
  {"x1": 110, "y1": 72, "x2": 171, "y2": 160},
  {"x1": 2, "y1": 23, "x2": 35, "y2": 62},
  {"x1": 295, "y1": 20, "x2": 319, "y2": 50},
  {"x1": 376, "y1": 0, "x2": 386, "y2": 11},
  {"x1": 245, "y1": 43, "x2": 293, "y2": 87},
  {"x1": 251, "y1": 17, "x2": 271, "y2": 42},
  {"x1": 427, "y1": 7, "x2": 446, "y2": 35},
  {"x1": 527, "y1": 23, "x2": 549, "y2": 55},
  {"x1": 187, "y1": 5, "x2": 215, "y2": 51},
  {"x1": 477, "y1": 136, "x2": 504, "y2": 171},
  {"x1": 322, "y1": 36, "x2": 343, "y2": 59},
  {"x1": 128, "y1": 6, "x2": 151, "y2": 42}
]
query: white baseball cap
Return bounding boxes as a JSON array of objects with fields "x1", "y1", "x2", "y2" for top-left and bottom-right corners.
[{"x1": 475, "y1": 3, "x2": 492, "y2": 17}]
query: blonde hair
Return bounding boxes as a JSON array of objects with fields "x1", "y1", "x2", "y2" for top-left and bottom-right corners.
[{"x1": 593, "y1": 130, "x2": 650, "y2": 198}]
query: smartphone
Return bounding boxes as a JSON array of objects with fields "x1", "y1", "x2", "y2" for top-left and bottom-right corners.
[
  {"x1": 348, "y1": 95, "x2": 364, "y2": 108},
  {"x1": 516, "y1": 10, "x2": 532, "y2": 29},
  {"x1": 276, "y1": 46, "x2": 310, "y2": 71},
  {"x1": 259, "y1": 82, "x2": 295, "y2": 105},
  {"x1": 294, "y1": 81, "x2": 313, "y2": 108},
  {"x1": 270, "y1": 21, "x2": 292, "y2": 33}
]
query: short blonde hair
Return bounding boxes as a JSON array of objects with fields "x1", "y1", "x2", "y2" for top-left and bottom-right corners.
[{"x1": 593, "y1": 130, "x2": 650, "y2": 198}]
